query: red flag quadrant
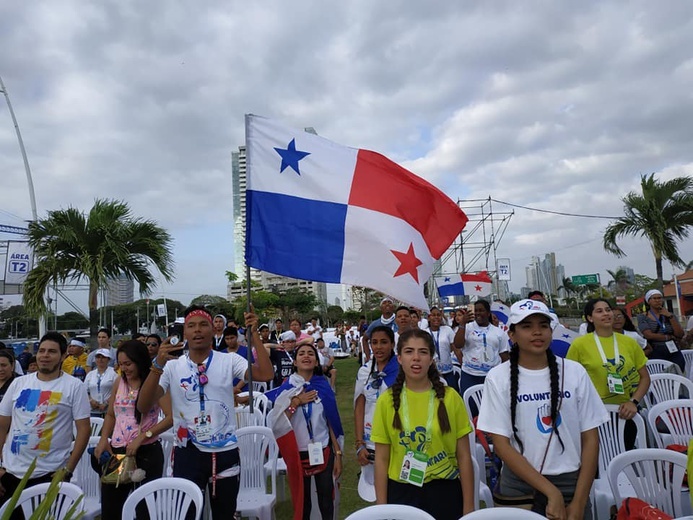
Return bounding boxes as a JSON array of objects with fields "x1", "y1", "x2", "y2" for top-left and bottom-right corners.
[
  {"x1": 244, "y1": 114, "x2": 467, "y2": 309},
  {"x1": 435, "y1": 271, "x2": 493, "y2": 298}
]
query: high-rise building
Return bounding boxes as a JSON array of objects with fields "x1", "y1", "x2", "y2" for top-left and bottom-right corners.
[
  {"x1": 230, "y1": 128, "x2": 328, "y2": 308},
  {"x1": 524, "y1": 253, "x2": 564, "y2": 297},
  {"x1": 105, "y1": 274, "x2": 134, "y2": 306}
]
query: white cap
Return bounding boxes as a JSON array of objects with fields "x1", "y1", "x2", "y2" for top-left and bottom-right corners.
[
  {"x1": 94, "y1": 348, "x2": 112, "y2": 359},
  {"x1": 508, "y1": 299, "x2": 553, "y2": 325},
  {"x1": 69, "y1": 339, "x2": 86, "y2": 348},
  {"x1": 279, "y1": 331, "x2": 297, "y2": 342},
  {"x1": 357, "y1": 463, "x2": 376, "y2": 502}
]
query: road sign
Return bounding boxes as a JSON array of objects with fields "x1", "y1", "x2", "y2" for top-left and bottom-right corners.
[
  {"x1": 572, "y1": 274, "x2": 600, "y2": 285},
  {"x1": 497, "y1": 258, "x2": 511, "y2": 281}
]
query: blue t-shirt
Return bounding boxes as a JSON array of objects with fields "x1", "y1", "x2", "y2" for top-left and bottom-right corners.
[{"x1": 364, "y1": 318, "x2": 398, "y2": 339}]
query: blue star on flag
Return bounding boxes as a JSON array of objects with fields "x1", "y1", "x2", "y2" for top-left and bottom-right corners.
[
  {"x1": 274, "y1": 138, "x2": 310, "y2": 175},
  {"x1": 444, "y1": 277, "x2": 451, "y2": 282}
]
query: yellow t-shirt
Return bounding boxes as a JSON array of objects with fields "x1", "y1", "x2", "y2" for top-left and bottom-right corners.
[
  {"x1": 371, "y1": 385, "x2": 473, "y2": 483},
  {"x1": 62, "y1": 353, "x2": 89, "y2": 376},
  {"x1": 566, "y1": 332, "x2": 647, "y2": 404}
]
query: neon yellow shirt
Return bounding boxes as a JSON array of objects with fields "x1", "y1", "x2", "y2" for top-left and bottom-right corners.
[
  {"x1": 371, "y1": 385, "x2": 472, "y2": 483},
  {"x1": 62, "y1": 353, "x2": 89, "y2": 377},
  {"x1": 566, "y1": 332, "x2": 647, "y2": 404}
]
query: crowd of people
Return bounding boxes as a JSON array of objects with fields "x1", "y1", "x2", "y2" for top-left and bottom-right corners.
[{"x1": 0, "y1": 289, "x2": 689, "y2": 519}]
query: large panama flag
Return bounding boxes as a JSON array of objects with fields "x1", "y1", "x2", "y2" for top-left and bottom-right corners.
[{"x1": 244, "y1": 115, "x2": 468, "y2": 309}]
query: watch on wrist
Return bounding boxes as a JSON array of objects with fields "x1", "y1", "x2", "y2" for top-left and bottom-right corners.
[
  {"x1": 631, "y1": 398, "x2": 640, "y2": 409},
  {"x1": 145, "y1": 430, "x2": 153, "y2": 439}
]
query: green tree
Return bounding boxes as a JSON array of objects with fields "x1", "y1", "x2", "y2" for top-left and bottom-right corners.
[
  {"x1": 606, "y1": 268, "x2": 631, "y2": 296},
  {"x1": 604, "y1": 174, "x2": 693, "y2": 290},
  {"x1": 225, "y1": 271, "x2": 238, "y2": 283},
  {"x1": 326, "y1": 305, "x2": 344, "y2": 326},
  {"x1": 23, "y1": 199, "x2": 174, "y2": 340}
]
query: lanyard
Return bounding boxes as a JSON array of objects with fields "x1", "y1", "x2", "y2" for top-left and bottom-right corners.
[
  {"x1": 302, "y1": 400, "x2": 315, "y2": 440},
  {"x1": 593, "y1": 333, "x2": 619, "y2": 368},
  {"x1": 430, "y1": 329, "x2": 441, "y2": 357},
  {"x1": 191, "y1": 351, "x2": 213, "y2": 415},
  {"x1": 482, "y1": 332, "x2": 487, "y2": 349},
  {"x1": 649, "y1": 311, "x2": 668, "y2": 332},
  {"x1": 96, "y1": 372, "x2": 103, "y2": 397},
  {"x1": 400, "y1": 384, "x2": 435, "y2": 449}
]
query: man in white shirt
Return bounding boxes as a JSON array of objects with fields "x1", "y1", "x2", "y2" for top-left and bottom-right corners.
[
  {"x1": 0, "y1": 332, "x2": 91, "y2": 506},
  {"x1": 424, "y1": 307, "x2": 460, "y2": 390},
  {"x1": 138, "y1": 305, "x2": 274, "y2": 520},
  {"x1": 454, "y1": 299, "x2": 510, "y2": 410},
  {"x1": 306, "y1": 317, "x2": 323, "y2": 342}
]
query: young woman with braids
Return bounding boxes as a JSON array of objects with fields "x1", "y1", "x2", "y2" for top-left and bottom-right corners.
[
  {"x1": 477, "y1": 300, "x2": 607, "y2": 520},
  {"x1": 371, "y1": 328, "x2": 475, "y2": 519}
]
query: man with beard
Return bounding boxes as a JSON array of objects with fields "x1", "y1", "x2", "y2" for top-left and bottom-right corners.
[{"x1": 0, "y1": 332, "x2": 90, "y2": 505}]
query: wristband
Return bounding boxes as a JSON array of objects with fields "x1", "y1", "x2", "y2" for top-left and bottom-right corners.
[
  {"x1": 356, "y1": 445, "x2": 366, "y2": 454},
  {"x1": 150, "y1": 366, "x2": 163, "y2": 376},
  {"x1": 287, "y1": 406, "x2": 296, "y2": 415},
  {"x1": 152, "y1": 358, "x2": 165, "y2": 370}
]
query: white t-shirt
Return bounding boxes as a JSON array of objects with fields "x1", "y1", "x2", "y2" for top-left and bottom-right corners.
[
  {"x1": 353, "y1": 362, "x2": 393, "y2": 449},
  {"x1": 307, "y1": 324, "x2": 322, "y2": 341},
  {"x1": 289, "y1": 398, "x2": 330, "y2": 451},
  {"x1": 461, "y1": 323, "x2": 510, "y2": 376},
  {"x1": 477, "y1": 358, "x2": 608, "y2": 475},
  {"x1": 425, "y1": 326, "x2": 457, "y2": 374},
  {"x1": 0, "y1": 373, "x2": 90, "y2": 477},
  {"x1": 84, "y1": 366, "x2": 118, "y2": 406},
  {"x1": 578, "y1": 323, "x2": 588, "y2": 336},
  {"x1": 623, "y1": 330, "x2": 648, "y2": 350},
  {"x1": 159, "y1": 350, "x2": 248, "y2": 452},
  {"x1": 319, "y1": 346, "x2": 334, "y2": 366}
]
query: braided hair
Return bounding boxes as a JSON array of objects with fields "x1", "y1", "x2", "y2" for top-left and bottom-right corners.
[
  {"x1": 390, "y1": 328, "x2": 451, "y2": 433},
  {"x1": 508, "y1": 334, "x2": 565, "y2": 454}
]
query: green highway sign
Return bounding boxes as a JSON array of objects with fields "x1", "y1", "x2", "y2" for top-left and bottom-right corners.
[{"x1": 572, "y1": 274, "x2": 600, "y2": 285}]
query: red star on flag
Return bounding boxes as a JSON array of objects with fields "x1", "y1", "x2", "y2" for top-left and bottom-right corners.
[
  {"x1": 391, "y1": 243, "x2": 423, "y2": 283},
  {"x1": 475, "y1": 284, "x2": 482, "y2": 292}
]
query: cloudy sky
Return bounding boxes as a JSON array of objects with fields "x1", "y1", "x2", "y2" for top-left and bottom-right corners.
[{"x1": 1, "y1": 1, "x2": 693, "y2": 312}]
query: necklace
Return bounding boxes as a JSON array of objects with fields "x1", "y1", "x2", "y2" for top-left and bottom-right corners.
[{"x1": 126, "y1": 381, "x2": 140, "y2": 400}]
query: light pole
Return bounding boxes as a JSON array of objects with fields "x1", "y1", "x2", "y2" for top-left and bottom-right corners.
[{"x1": 0, "y1": 75, "x2": 44, "y2": 337}]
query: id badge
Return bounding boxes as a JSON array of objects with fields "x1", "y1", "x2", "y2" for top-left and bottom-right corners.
[
  {"x1": 665, "y1": 340, "x2": 678, "y2": 353},
  {"x1": 195, "y1": 421, "x2": 212, "y2": 443},
  {"x1": 308, "y1": 442, "x2": 324, "y2": 466},
  {"x1": 399, "y1": 451, "x2": 428, "y2": 487},
  {"x1": 607, "y1": 373, "x2": 624, "y2": 394}
]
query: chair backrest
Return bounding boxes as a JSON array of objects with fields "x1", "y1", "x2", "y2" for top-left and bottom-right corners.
[
  {"x1": 0, "y1": 482, "x2": 85, "y2": 519},
  {"x1": 121, "y1": 477, "x2": 204, "y2": 520},
  {"x1": 159, "y1": 430, "x2": 175, "y2": 477},
  {"x1": 252, "y1": 380, "x2": 268, "y2": 394},
  {"x1": 73, "y1": 435, "x2": 102, "y2": 502},
  {"x1": 460, "y1": 507, "x2": 547, "y2": 519},
  {"x1": 344, "y1": 504, "x2": 436, "y2": 520},
  {"x1": 90, "y1": 416, "x2": 105, "y2": 436},
  {"x1": 235, "y1": 405, "x2": 265, "y2": 428},
  {"x1": 607, "y1": 448, "x2": 688, "y2": 518},
  {"x1": 236, "y1": 426, "x2": 278, "y2": 495},
  {"x1": 597, "y1": 404, "x2": 647, "y2": 473},
  {"x1": 681, "y1": 349, "x2": 693, "y2": 380},
  {"x1": 646, "y1": 359, "x2": 678, "y2": 375},
  {"x1": 642, "y1": 373, "x2": 693, "y2": 408},
  {"x1": 647, "y1": 399, "x2": 693, "y2": 448},
  {"x1": 462, "y1": 383, "x2": 484, "y2": 420}
]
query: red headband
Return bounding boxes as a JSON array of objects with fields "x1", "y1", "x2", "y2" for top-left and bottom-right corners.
[{"x1": 185, "y1": 309, "x2": 213, "y2": 324}]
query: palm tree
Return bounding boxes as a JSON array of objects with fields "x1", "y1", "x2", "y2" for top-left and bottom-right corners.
[
  {"x1": 606, "y1": 268, "x2": 631, "y2": 296},
  {"x1": 24, "y1": 199, "x2": 174, "y2": 339},
  {"x1": 603, "y1": 174, "x2": 693, "y2": 290}
]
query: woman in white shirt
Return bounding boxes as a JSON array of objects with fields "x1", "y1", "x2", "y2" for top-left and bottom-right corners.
[{"x1": 84, "y1": 348, "x2": 118, "y2": 417}]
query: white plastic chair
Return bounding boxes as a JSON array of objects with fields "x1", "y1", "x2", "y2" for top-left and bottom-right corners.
[
  {"x1": 463, "y1": 384, "x2": 491, "y2": 490},
  {"x1": 72, "y1": 435, "x2": 101, "y2": 520},
  {"x1": 647, "y1": 399, "x2": 693, "y2": 448},
  {"x1": 607, "y1": 448, "x2": 688, "y2": 518},
  {"x1": 592, "y1": 404, "x2": 647, "y2": 520},
  {"x1": 235, "y1": 405, "x2": 265, "y2": 428},
  {"x1": 345, "y1": 504, "x2": 436, "y2": 520},
  {"x1": 72, "y1": 416, "x2": 104, "y2": 439},
  {"x1": 642, "y1": 373, "x2": 693, "y2": 408},
  {"x1": 467, "y1": 432, "x2": 493, "y2": 509},
  {"x1": 159, "y1": 430, "x2": 175, "y2": 477},
  {"x1": 461, "y1": 507, "x2": 546, "y2": 518},
  {"x1": 236, "y1": 426, "x2": 279, "y2": 520},
  {"x1": 462, "y1": 384, "x2": 484, "y2": 421},
  {"x1": 237, "y1": 392, "x2": 270, "y2": 424},
  {"x1": 252, "y1": 380, "x2": 268, "y2": 393},
  {"x1": 121, "y1": 477, "x2": 204, "y2": 520},
  {"x1": 0, "y1": 482, "x2": 85, "y2": 519},
  {"x1": 646, "y1": 359, "x2": 680, "y2": 375}
]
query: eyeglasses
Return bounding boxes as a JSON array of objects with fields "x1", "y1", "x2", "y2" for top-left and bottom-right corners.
[
  {"x1": 197, "y1": 364, "x2": 209, "y2": 386},
  {"x1": 146, "y1": 342, "x2": 159, "y2": 346}
]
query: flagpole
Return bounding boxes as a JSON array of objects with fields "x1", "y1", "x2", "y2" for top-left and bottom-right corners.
[{"x1": 674, "y1": 273, "x2": 683, "y2": 322}]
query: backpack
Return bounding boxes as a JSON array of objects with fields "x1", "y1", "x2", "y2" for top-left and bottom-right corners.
[{"x1": 616, "y1": 498, "x2": 673, "y2": 520}]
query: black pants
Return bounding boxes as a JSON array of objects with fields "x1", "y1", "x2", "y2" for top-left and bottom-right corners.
[
  {"x1": 387, "y1": 478, "x2": 463, "y2": 520},
  {"x1": 301, "y1": 450, "x2": 335, "y2": 520},
  {"x1": 649, "y1": 344, "x2": 685, "y2": 372},
  {"x1": 173, "y1": 444, "x2": 240, "y2": 520},
  {"x1": 0, "y1": 471, "x2": 55, "y2": 520},
  {"x1": 101, "y1": 441, "x2": 164, "y2": 520}
]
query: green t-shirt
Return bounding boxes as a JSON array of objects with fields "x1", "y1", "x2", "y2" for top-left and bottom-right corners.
[
  {"x1": 566, "y1": 332, "x2": 647, "y2": 404},
  {"x1": 371, "y1": 385, "x2": 473, "y2": 483}
]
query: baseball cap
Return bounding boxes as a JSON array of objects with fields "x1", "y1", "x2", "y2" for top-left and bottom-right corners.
[
  {"x1": 357, "y1": 463, "x2": 376, "y2": 502},
  {"x1": 508, "y1": 299, "x2": 553, "y2": 325},
  {"x1": 258, "y1": 323, "x2": 269, "y2": 331},
  {"x1": 279, "y1": 331, "x2": 297, "y2": 342},
  {"x1": 94, "y1": 348, "x2": 112, "y2": 359}
]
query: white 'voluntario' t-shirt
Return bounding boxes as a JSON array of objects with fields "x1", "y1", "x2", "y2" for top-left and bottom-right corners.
[
  {"x1": 0, "y1": 373, "x2": 90, "y2": 477},
  {"x1": 159, "y1": 350, "x2": 248, "y2": 452},
  {"x1": 424, "y1": 326, "x2": 457, "y2": 374},
  {"x1": 477, "y1": 358, "x2": 608, "y2": 475},
  {"x1": 461, "y1": 322, "x2": 509, "y2": 376}
]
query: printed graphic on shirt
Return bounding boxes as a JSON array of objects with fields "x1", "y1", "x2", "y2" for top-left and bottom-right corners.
[
  {"x1": 397, "y1": 426, "x2": 456, "y2": 479},
  {"x1": 535, "y1": 403, "x2": 562, "y2": 434},
  {"x1": 176, "y1": 375, "x2": 235, "y2": 448},
  {"x1": 11, "y1": 389, "x2": 62, "y2": 453}
]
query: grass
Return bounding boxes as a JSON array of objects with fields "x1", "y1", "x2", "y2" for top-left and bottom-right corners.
[{"x1": 274, "y1": 356, "x2": 370, "y2": 520}]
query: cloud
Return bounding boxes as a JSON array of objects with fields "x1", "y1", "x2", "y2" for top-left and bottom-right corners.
[{"x1": 1, "y1": 1, "x2": 692, "y2": 312}]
